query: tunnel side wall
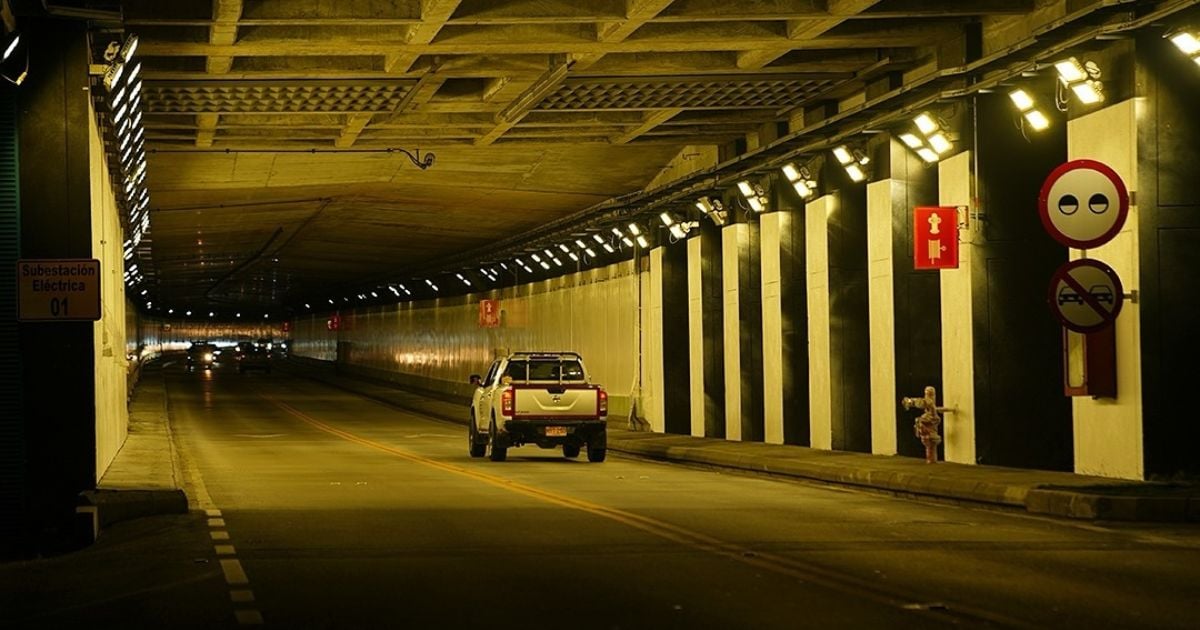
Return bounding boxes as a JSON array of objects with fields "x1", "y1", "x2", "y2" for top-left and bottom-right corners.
[
  {"x1": 294, "y1": 260, "x2": 642, "y2": 417},
  {"x1": 89, "y1": 101, "x2": 129, "y2": 481}
]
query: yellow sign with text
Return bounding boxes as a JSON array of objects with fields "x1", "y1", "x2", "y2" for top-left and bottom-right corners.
[{"x1": 17, "y1": 259, "x2": 102, "y2": 321}]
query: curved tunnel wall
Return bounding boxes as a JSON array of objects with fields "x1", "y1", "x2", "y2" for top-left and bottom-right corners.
[{"x1": 294, "y1": 260, "x2": 645, "y2": 417}]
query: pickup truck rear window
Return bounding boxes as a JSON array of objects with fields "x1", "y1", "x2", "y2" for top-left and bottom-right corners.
[{"x1": 504, "y1": 359, "x2": 585, "y2": 382}]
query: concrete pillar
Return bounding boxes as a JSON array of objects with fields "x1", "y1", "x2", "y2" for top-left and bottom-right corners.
[
  {"x1": 761, "y1": 213, "x2": 785, "y2": 444},
  {"x1": 660, "y1": 241, "x2": 690, "y2": 434},
  {"x1": 938, "y1": 152, "x2": 976, "y2": 465},
  {"x1": 722, "y1": 222, "x2": 763, "y2": 441},
  {"x1": 867, "y1": 180, "x2": 897, "y2": 455},
  {"x1": 691, "y1": 221, "x2": 725, "y2": 437},
  {"x1": 687, "y1": 237, "x2": 704, "y2": 436},
  {"x1": 1069, "y1": 100, "x2": 1142, "y2": 479},
  {"x1": 722, "y1": 224, "x2": 744, "y2": 440},
  {"x1": 643, "y1": 248, "x2": 665, "y2": 432},
  {"x1": 760, "y1": 208, "x2": 807, "y2": 445},
  {"x1": 806, "y1": 195, "x2": 833, "y2": 450}
]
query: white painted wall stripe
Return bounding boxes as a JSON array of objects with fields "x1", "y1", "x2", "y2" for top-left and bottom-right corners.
[
  {"x1": 867, "y1": 180, "x2": 898, "y2": 455},
  {"x1": 647, "y1": 248, "x2": 666, "y2": 433},
  {"x1": 938, "y1": 152, "x2": 977, "y2": 465},
  {"x1": 806, "y1": 195, "x2": 833, "y2": 450},
  {"x1": 722, "y1": 224, "x2": 746, "y2": 440},
  {"x1": 1068, "y1": 99, "x2": 1144, "y2": 480},
  {"x1": 687, "y1": 237, "x2": 705, "y2": 437},
  {"x1": 760, "y1": 212, "x2": 785, "y2": 444}
]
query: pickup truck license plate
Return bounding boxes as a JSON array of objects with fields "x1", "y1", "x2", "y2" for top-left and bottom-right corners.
[{"x1": 544, "y1": 426, "x2": 567, "y2": 437}]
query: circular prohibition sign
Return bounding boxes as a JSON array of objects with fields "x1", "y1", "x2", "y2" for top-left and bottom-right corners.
[
  {"x1": 1038, "y1": 159, "x2": 1129, "y2": 249},
  {"x1": 1047, "y1": 258, "x2": 1125, "y2": 334}
]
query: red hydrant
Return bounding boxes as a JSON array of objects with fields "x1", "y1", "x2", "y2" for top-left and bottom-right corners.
[{"x1": 902, "y1": 386, "x2": 951, "y2": 464}]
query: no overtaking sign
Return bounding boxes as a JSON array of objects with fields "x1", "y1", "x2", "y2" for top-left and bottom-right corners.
[{"x1": 1047, "y1": 259, "x2": 1124, "y2": 334}]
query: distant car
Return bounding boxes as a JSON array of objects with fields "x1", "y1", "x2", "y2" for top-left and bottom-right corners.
[
  {"x1": 236, "y1": 346, "x2": 272, "y2": 373},
  {"x1": 187, "y1": 343, "x2": 217, "y2": 371}
]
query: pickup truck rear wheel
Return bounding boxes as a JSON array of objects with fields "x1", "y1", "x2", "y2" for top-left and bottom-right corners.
[
  {"x1": 487, "y1": 419, "x2": 507, "y2": 462},
  {"x1": 586, "y1": 445, "x2": 606, "y2": 463},
  {"x1": 562, "y1": 444, "x2": 581, "y2": 459},
  {"x1": 468, "y1": 415, "x2": 486, "y2": 458}
]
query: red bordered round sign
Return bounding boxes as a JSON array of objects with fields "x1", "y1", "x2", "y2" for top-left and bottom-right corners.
[
  {"x1": 1047, "y1": 258, "x2": 1124, "y2": 334},
  {"x1": 1038, "y1": 159, "x2": 1129, "y2": 249}
]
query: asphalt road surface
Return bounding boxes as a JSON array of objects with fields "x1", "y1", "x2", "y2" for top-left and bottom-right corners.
[{"x1": 4, "y1": 365, "x2": 1200, "y2": 629}]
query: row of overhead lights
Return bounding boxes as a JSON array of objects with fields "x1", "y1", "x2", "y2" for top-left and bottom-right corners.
[
  {"x1": 163, "y1": 308, "x2": 272, "y2": 320},
  {"x1": 99, "y1": 35, "x2": 152, "y2": 293},
  {"x1": 319, "y1": 44, "x2": 1199, "y2": 312}
]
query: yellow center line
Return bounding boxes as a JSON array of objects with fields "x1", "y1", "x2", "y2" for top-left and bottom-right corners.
[
  {"x1": 262, "y1": 398, "x2": 883, "y2": 590},
  {"x1": 260, "y1": 392, "x2": 1029, "y2": 626}
]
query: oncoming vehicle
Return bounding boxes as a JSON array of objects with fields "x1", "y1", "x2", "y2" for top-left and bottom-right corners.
[
  {"x1": 186, "y1": 342, "x2": 217, "y2": 371},
  {"x1": 236, "y1": 345, "x2": 272, "y2": 373},
  {"x1": 469, "y1": 352, "x2": 608, "y2": 463}
]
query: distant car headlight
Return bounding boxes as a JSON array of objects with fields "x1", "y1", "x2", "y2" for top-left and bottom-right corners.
[{"x1": 204, "y1": 353, "x2": 213, "y2": 362}]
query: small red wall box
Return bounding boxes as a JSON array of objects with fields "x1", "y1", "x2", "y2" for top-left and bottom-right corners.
[
  {"x1": 479, "y1": 299, "x2": 501, "y2": 328},
  {"x1": 913, "y1": 206, "x2": 960, "y2": 270},
  {"x1": 1063, "y1": 326, "x2": 1117, "y2": 399}
]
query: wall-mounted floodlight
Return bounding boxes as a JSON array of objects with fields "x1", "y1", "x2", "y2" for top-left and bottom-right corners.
[
  {"x1": 456, "y1": 272, "x2": 471, "y2": 286},
  {"x1": 0, "y1": 31, "x2": 27, "y2": 86},
  {"x1": 558, "y1": 243, "x2": 571, "y2": 253},
  {"x1": 736, "y1": 180, "x2": 768, "y2": 212},
  {"x1": 424, "y1": 278, "x2": 439, "y2": 292},
  {"x1": 695, "y1": 196, "x2": 727, "y2": 226},
  {"x1": 102, "y1": 61, "x2": 125, "y2": 92},
  {"x1": 895, "y1": 112, "x2": 954, "y2": 164},
  {"x1": 781, "y1": 163, "x2": 817, "y2": 199},
  {"x1": 2, "y1": 33, "x2": 19, "y2": 62},
  {"x1": 1008, "y1": 88, "x2": 1051, "y2": 131},
  {"x1": 1054, "y1": 57, "x2": 1104, "y2": 105},
  {"x1": 668, "y1": 221, "x2": 699, "y2": 241},
  {"x1": 833, "y1": 145, "x2": 869, "y2": 182},
  {"x1": 659, "y1": 212, "x2": 674, "y2": 227},
  {"x1": 119, "y1": 35, "x2": 139, "y2": 62},
  {"x1": 1168, "y1": 31, "x2": 1200, "y2": 65}
]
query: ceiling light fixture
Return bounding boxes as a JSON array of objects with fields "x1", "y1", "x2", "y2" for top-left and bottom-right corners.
[
  {"x1": 1008, "y1": 88, "x2": 1051, "y2": 132},
  {"x1": 1054, "y1": 57, "x2": 1104, "y2": 105},
  {"x1": 781, "y1": 163, "x2": 817, "y2": 199},
  {"x1": 832, "y1": 144, "x2": 870, "y2": 182},
  {"x1": 695, "y1": 196, "x2": 727, "y2": 226},
  {"x1": 1168, "y1": 30, "x2": 1200, "y2": 66},
  {"x1": 736, "y1": 180, "x2": 768, "y2": 213}
]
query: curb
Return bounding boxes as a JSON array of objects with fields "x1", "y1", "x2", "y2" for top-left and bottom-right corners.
[
  {"x1": 75, "y1": 488, "x2": 189, "y2": 544},
  {"x1": 606, "y1": 436, "x2": 1199, "y2": 523}
]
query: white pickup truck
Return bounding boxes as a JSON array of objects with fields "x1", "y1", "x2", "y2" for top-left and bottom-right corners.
[{"x1": 468, "y1": 352, "x2": 608, "y2": 462}]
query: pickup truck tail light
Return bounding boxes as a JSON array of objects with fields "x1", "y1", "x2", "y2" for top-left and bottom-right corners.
[
  {"x1": 598, "y1": 389, "x2": 608, "y2": 415},
  {"x1": 500, "y1": 388, "x2": 514, "y2": 417}
]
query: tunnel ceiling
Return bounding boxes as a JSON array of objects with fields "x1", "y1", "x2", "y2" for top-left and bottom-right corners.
[{"x1": 125, "y1": 0, "x2": 1039, "y2": 313}]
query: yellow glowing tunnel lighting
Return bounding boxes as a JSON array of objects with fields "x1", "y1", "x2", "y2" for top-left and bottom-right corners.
[
  {"x1": 1024, "y1": 109, "x2": 1050, "y2": 131},
  {"x1": 916, "y1": 148, "x2": 939, "y2": 164},
  {"x1": 913, "y1": 112, "x2": 938, "y2": 135},
  {"x1": 1070, "y1": 81, "x2": 1104, "y2": 105},
  {"x1": 781, "y1": 163, "x2": 815, "y2": 199},
  {"x1": 898, "y1": 133, "x2": 923, "y2": 149},
  {"x1": 832, "y1": 146, "x2": 853, "y2": 165},
  {"x1": 737, "y1": 180, "x2": 766, "y2": 212},
  {"x1": 636, "y1": 235, "x2": 649, "y2": 248},
  {"x1": 2, "y1": 33, "x2": 18, "y2": 62},
  {"x1": 927, "y1": 132, "x2": 953, "y2": 155},
  {"x1": 659, "y1": 211, "x2": 674, "y2": 227},
  {"x1": 844, "y1": 164, "x2": 866, "y2": 183},
  {"x1": 1008, "y1": 89, "x2": 1035, "y2": 112},
  {"x1": 1054, "y1": 57, "x2": 1088, "y2": 83},
  {"x1": 627, "y1": 223, "x2": 642, "y2": 236},
  {"x1": 1171, "y1": 32, "x2": 1200, "y2": 55}
]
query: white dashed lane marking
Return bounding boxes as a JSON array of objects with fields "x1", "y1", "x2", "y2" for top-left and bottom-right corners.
[
  {"x1": 235, "y1": 610, "x2": 265, "y2": 625},
  {"x1": 210, "y1": 531, "x2": 230, "y2": 541},
  {"x1": 220, "y1": 559, "x2": 250, "y2": 586}
]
